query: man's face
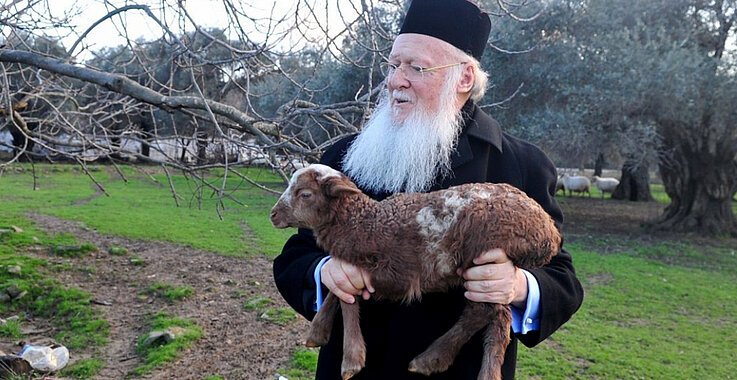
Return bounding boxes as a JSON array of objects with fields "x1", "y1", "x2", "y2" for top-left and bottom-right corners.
[
  {"x1": 342, "y1": 35, "x2": 466, "y2": 194},
  {"x1": 387, "y1": 33, "x2": 459, "y2": 123}
]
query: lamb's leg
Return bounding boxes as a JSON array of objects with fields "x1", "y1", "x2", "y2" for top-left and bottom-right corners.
[
  {"x1": 306, "y1": 292, "x2": 339, "y2": 347},
  {"x1": 408, "y1": 301, "x2": 494, "y2": 376},
  {"x1": 340, "y1": 300, "x2": 366, "y2": 380},
  {"x1": 478, "y1": 304, "x2": 512, "y2": 380}
]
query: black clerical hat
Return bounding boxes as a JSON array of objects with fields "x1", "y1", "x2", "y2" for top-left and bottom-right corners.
[{"x1": 399, "y1": 0, "x2": 491, "y2": 60}]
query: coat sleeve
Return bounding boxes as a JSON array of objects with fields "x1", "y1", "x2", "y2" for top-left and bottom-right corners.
[
  {"x1": 515, "y1": 143, "x2": 584, "y2": 347},
  {"x1": 272, "y1": 136, "x2": 355, "y2": 321},
  {"x1": 272, "y1": 228, "x2": 325, "y2": 320}
]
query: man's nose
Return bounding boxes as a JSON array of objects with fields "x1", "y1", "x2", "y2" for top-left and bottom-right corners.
[{"x1": 388, "y1": 66, "x2": 410, "y2": 90}]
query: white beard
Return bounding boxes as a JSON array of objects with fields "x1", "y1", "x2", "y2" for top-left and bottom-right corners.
[{"x1": 342, "y1": 71, "x2": 464, "y2": 194}]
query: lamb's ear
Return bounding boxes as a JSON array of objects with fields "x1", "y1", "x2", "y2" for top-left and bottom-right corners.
[{"x1": 322, "y1": 175, "x2": 361, "y2": 198}]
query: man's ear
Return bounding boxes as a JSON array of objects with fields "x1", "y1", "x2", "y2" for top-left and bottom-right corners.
[
  {"x1": 457, "y1": 63, "x2": 475, "y2": 94},
  {"x1": 322, "y1": 176, "x2": 361, "y2": 198}
]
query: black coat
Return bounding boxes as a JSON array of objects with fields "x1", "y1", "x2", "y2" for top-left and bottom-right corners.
[{"x1": 273, "y1": 102, "x2": 584, "y2": 380}]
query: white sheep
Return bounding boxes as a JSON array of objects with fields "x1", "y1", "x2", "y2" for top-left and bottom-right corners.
[
  {"x1": 561, "y1": 174, "x2": 591, "y2": 197},
  {"x1": 555, "y1": 175, "x2": 565, "y2": 195},
  {"x1": 270, "y1": 164, "x2": 561, "y2": 380},
  {"x1": 591, "y1": 176, "x2": 620, "y2": 198}
]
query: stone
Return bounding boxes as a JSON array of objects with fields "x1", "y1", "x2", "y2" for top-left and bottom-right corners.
[
  {"x1": 140, "y1": 330, "x2": 176, "y2": 349},
  {"x1": 10, "y1": 225, "x2": 23, "y2": 233},
  {"x1": 5, "y1": 285, "x2": 21, "y2": 298},
  {"x1": 7, "y1": 265, "x2": 21, "y2": 275}
]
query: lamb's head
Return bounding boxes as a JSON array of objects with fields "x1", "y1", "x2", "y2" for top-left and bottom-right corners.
[{"x1": 270, "y1": 164, "x2": 361, "y2": 229}]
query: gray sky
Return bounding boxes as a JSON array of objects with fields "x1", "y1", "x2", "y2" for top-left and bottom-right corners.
[{"x1": 39, "y1": 0, "x2": 359, "y2": 60}]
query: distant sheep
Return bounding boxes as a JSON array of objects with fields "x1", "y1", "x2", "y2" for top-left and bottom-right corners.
[
  {"x1": 555, "y1": 175, "x2": 565, "y2": 195},
  {"x1": 591, "y1": 176, "x2": 620, "y2": 198},
  {"x1": 561, "y1": 174, "x2": 591, "y2": 197},
  {"x1": 270, "y1": 164, "x2": 561, "y2": 380}
]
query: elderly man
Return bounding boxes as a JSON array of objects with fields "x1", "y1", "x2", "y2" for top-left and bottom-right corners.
[{"x1": 273, "y1": 0, "x2": 584, "y2": 379}]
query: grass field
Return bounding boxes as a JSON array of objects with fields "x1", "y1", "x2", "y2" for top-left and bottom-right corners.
[
  {"x1": 0, "y1": 164, "x2": 294, "y2": 257},
  {"x1": 1, "y1": 164, "x2": 736, "y2": 379}
]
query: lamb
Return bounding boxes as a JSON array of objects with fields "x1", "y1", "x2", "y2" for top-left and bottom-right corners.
[
  {"x1": 270, "y1": 164, "x2": 561, "y2": 380},
  {"x1": 560, "y1": 174, "x2": 591, "y2": 197},
  {"x1": 591, "y1": 175, "x2": 620, "y2": 198}
]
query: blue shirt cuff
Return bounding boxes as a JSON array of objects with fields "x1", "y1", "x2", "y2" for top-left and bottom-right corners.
[
  {"x1": 313, "y1": 256, "x2": 331, "y2": 311},
  {"x1": 510, "y1": 269, "x2": 541, "y2": 335}
]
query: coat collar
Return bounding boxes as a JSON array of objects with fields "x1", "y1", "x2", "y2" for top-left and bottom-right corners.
[
  {"x1": 463, "y1": 101, "x2": 503, "y2": 151},
  {"x1": 451, "y1": 101, "x2": 503, "y2": 168}
]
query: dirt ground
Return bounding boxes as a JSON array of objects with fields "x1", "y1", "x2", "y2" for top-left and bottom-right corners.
[
  {"x1": 559, "y1": 195, "x2": 667, "y2": 236},
  {"x1": 9, "y1": 213, "x2": 309, "y2": 380},
  {"x1": 5, "y1": 193, "x2": 734, "y2": 380}
]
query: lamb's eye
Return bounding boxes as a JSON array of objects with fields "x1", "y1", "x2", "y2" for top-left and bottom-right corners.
[{"x1": 299, "y1": 191, "x2": 312, "y2": 199}]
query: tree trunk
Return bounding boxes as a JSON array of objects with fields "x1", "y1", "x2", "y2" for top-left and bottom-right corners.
[
  {"x1": 179, "y1": 138, "x2": 189, "y2": 163},
  {"x1": 139, "y1": 121, "x2": 153, "y2": 158},
  {"x1": 593, "y1": 153, "x2": 605, "y2": 177},
  {"x1": 141, "y1": 139, "x2": 151, "y2": 157},
  {"x1": 8, "y1": 113, "x2": 36, "y2": 161},
  {"x1": 652, "y1": 146, "x2": 737, "y2": 236},
  {"x1": 611, "y1": 160, "x2": 653, "y2": 201},
  {"x1": 196, "y1": 131, "x2": 208, "y2": 165}
]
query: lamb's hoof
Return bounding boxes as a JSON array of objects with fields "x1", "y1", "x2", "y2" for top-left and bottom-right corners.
[
  {"x1": 408, "y1": 350, "x2": 453, "y2": 376},
  {"x1": 306, "y1": 329, "x2": 330, "y2": 347},
  {"x1": 341, "y1": 349, "x2": 365, "y2": 380},
  {"x1": 407, "y1": 361, "x2": 433, "y2": 376},
  {"x1": 341, "y1": 364, "x2": 363, "y2": 380},
  {"x1": 305, "y1": 335, "x2": 326, "y2": 347}
]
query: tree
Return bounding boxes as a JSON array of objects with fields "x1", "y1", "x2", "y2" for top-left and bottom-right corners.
[
  {"x1": 486, "y1": 0, "x2": 736, "y2": 234},
  {"x1": 603, "y1": 0, "x2": 737, "y2": 234},
  {"x1": 1, "y1": 1, "x2": 400, "y2": 191}
]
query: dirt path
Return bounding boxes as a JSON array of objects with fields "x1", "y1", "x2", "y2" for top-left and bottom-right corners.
[{"x1": 19, "y1": 213, "x2": 309, "y2": 379}]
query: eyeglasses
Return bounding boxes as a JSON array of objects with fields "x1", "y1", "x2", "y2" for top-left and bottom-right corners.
[{"x1": 379, "y1": 61, "x2": 466, "y2": 81}]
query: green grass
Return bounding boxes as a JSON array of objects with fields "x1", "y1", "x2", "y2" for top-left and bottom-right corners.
[
  {"x1": 129, "y1": 254, "x2": 146, "y2": 266},
  {"x1": 30, "y1": 286, "x2": 109, "y2": 348},
  {"x1": 52, "y1": 242, "x2": 97, "y2": 257},
  {"x1": 241, "y1": 295, "x2": 297, "y2": 326},
  {"x1": 0, "y1": 164, "x2": 293, "y2": 257},
  {"x1": 243, "y1": 295, "x2": 273, "y2": 310},
  {"x1": 134, "y1": 312, "x2": 203, "y2": 376},
  {"x1": 0, "y1": 221, "x2": 109, "y2": 350},
  {"x1": 0, "y1": 318, "x2": 22, "y2": 338},
  {"x1": 259, "y1": 307, "x2": 298, "y2": 326},
  {"x1": 277, "y1": 348, "x2": 319, "y2": 380},
  {"x1": 516, "y1": 241, "x2": 737, "y2": 379},
  {"x1": 59, "y1": 358, "x2": 106, "y2": 379},
  {"x1": 650, "y1": 183, "x2": 670, "y2": 204},
  {"x1": 147, "y1": 282, "x2": 195, "y2": 302},
  {"x1": 108, "y1": 246, "x2": 128, "y2": 255}
]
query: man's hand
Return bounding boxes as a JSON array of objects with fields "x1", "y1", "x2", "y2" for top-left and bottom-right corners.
[
  {"x1": 460, "y1": 248, "x2": 528, "y2": 308},
  {"x1": 321, "y1": 258, "x2": 374, "y2": 304}
]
